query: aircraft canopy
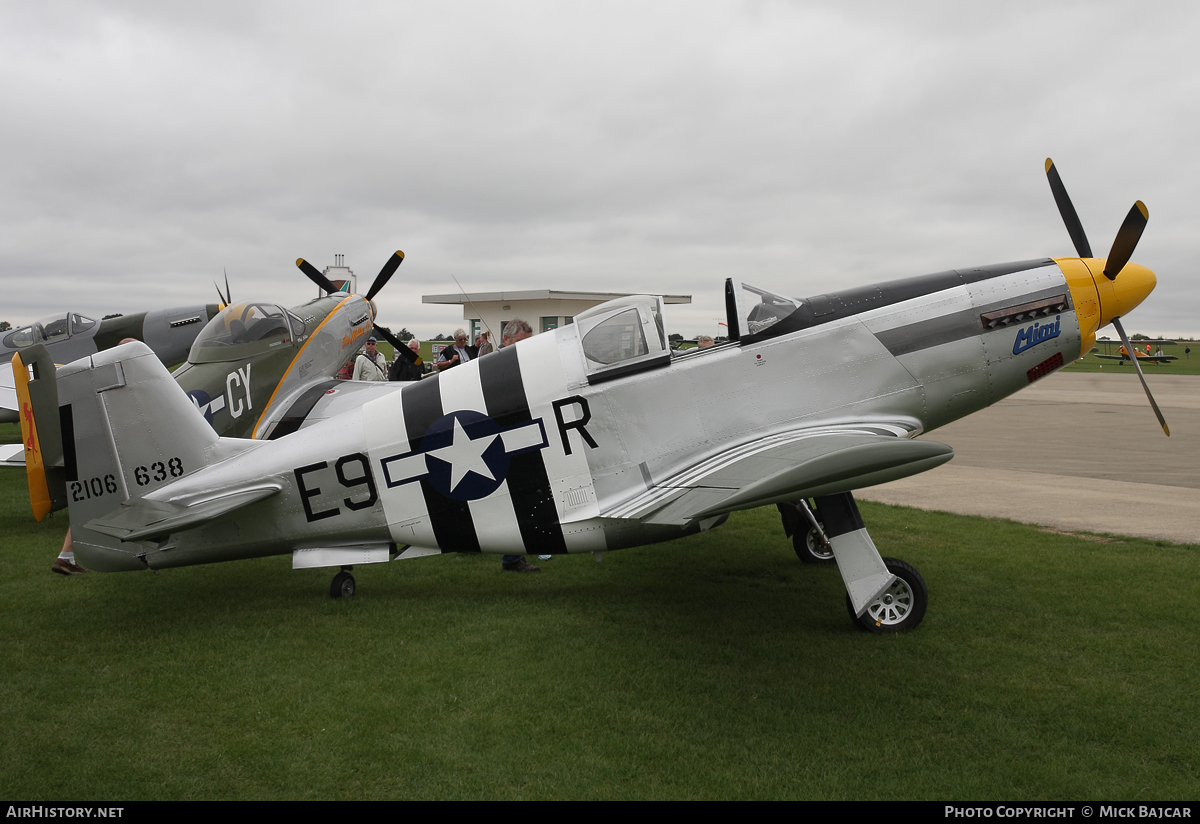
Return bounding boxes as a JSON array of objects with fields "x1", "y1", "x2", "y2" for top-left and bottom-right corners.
[
  {"x1": 575, "y1": 295, "x2": 670, "y2": 383},
  {"x1": 726, "y1": 281, "x2": 801, "y2": 341},
  {"x1": 2, "y1": 313, "x2": 97, "y2": 349},
  {"x1": 189, "y1": 303, "x2": 303, "y2": 364}
]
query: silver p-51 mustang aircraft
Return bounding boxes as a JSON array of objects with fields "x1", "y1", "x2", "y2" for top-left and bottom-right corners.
[{"x1": 27, "y1": 161, "x2": 1166, "y2": 632}]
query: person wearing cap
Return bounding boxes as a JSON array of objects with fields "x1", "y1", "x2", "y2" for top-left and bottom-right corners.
[{"x1": 352, "y1": 336, "x2": 388, "y2": 382}]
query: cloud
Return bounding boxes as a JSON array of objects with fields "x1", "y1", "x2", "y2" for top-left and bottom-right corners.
[{"x1": 2, "y1": 1, "x2": 1198, "y2": 338}]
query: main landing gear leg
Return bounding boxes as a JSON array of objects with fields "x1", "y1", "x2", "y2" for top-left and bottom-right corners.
[
  {"x1": 330, "y1": 566, "x2": 356, "y2": 599},
  {"x1": 812, "y1": 492, "x2": 927, "y2": 633},
  {"x1": 778, "y1": 499, "x2": 835, "y2": 564}
]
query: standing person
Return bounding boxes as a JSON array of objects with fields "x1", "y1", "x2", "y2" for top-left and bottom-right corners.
[
  {"x1": 436, "y1": 329, "x2": 477, "y2": 371},
  {"x1": 476, "y1": 330, "x2": 493, "y2": 356},
  {"x1": 497, "y1": 318, "x2": 541, "y2": 572},
  {"x1": 500, "y1": 318, "x2": 532, "y2": 348},
  {"x1": 389, "y1": 338, "x2": 424, "y2": 382},
  {"x1": 52, "y1": 531, "x2": 85, "y2": 575},
  {"x1": 352, "y1": 336, "x2": 388, "y2": 382}
]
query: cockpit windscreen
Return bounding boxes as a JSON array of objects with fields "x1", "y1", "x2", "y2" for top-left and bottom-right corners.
[{"x1": 189, "y1": 303, "x2": 299, "y2": 363}]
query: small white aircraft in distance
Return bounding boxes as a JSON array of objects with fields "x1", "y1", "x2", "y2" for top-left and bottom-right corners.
[{"x1": 18, "y1": 159, "x2": 1169, "y2": 633}]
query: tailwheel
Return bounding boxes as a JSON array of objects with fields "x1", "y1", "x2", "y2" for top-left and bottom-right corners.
[
  {"x1": 330, "y1": 569, "x2": 356, "y2": 599},
  {"x1": 794, "y1": 523, "x2": 835, "y2": 564},
  {"x1": 846, "y1": 558, "x2": 927, "y2": 633}
]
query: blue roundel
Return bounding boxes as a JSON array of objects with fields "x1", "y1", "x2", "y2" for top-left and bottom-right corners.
[
  {"x1": 186, "y1": 389, "x2": 218, "y2": 424},
  {"x1": 421, "y1": 410, "x2": 511, "y2": 501}
]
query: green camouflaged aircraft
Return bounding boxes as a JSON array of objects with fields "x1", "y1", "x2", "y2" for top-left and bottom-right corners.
[{"x1": 14, "y1": 251, "x2": 418, "y2": 519}]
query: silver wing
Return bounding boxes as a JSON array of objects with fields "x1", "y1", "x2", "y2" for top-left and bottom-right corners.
[{"x1": 604, "y1": 424, "x2": 953, "y2": 526}]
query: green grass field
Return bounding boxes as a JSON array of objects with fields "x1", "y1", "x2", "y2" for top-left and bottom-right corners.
[{"x1": 2, "y1": 425, "x2": 1198, "y2": 800}]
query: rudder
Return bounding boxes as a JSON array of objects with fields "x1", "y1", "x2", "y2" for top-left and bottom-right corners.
[{"x1": 13, "y1": 345, "x2": 68, "y2": 519}]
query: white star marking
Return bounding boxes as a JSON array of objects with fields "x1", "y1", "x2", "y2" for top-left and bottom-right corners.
[{"x1": 426, "y1": 417, "x2": 497, "y2": 492}]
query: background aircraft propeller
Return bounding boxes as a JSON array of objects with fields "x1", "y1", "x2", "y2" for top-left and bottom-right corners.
[
  {"x1": 296, "y1": 258, "x2": 340, "y2": 294},
  {"x1": 296, "y1": 251, "x2": 405, "y2": 300},
  {"x1": 1044, "y1": 158, "x2": 1167, "y2": 436},
  {"x1": 365, "y1": 251, "x2": 404, "y2": 301},
  {"x1": 372, "y1": 323, "x2": 421, "y2": 365},
  {"x1": 294, "y1": 251, "x2": 412, "y2": 363},
  {"x1": 371, "y1": 323, "x2": 404, "y2": 351},
  {"x1": 213, "y1": 269, "x2": 233, "y2": 306}
]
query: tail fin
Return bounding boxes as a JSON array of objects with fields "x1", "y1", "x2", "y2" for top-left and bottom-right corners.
[
  {"x1": 13, "y1": 345, "x2": 68, "y2": 520},
  {"x1": 58, "y1": 342, "x2": 220, "y2": 571}
]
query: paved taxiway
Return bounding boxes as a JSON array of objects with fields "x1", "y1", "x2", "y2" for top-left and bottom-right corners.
[{"x1": 855, "y1": 371, "x2": 1200, "y2": 545}]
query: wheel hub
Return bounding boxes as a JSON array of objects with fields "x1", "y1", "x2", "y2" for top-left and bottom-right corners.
[{"x1": 866, "y1": 580, "x2": 912, "y2": 625}]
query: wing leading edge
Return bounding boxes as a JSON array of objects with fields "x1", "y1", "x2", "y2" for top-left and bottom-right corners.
[{"x1": 604, "y1": 426, "x2": 953, "y2": 526}]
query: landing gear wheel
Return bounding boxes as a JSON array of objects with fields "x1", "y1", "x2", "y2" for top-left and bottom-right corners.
[
  {"x1": 794, "y1": 524, "x2": 835, "y2": 564},
  {"x1": 330, "y1": 570, "x2": 356, "y2": 599},
  {"x1": 846, "y1": 558, "x2": 927, "y2": 633}
]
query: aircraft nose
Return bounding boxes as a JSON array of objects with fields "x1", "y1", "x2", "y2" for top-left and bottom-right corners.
[{"x1": 1097, "y1": 261, "x2": 1156, "y2": 328}]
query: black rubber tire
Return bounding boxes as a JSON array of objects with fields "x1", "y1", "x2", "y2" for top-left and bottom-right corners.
[
  {"x1": 846, "y1": 557, "x2": 927, "y2": 633},
  {"x1": 330, "y1": 571, "x2": 356, "y2": 599},
  {"x1": 794, "y1": 524, "x2": 835, "y2": 564}
]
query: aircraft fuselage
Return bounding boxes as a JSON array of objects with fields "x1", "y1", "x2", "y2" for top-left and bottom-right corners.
[{"x1": 65, "y1": 257, "x2": 1115, "y2": 573}]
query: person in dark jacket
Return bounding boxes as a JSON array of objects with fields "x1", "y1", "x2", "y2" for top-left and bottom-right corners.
[
  {"x1": 389, "y1": 338, "x2": 425, "y2": 381},
  {"x1": 436, "y1": 329, "x2": 477, "y2": 371}
]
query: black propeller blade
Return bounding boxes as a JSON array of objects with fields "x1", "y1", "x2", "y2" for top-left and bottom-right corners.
[
  {"x1": 1045, "y1": 158, "x2": 1093, "y2": 258},
  {"x1": 296, "y1": 258, "x2": 340, "y2": 294},
  {"x1": 1103, "y1": 201, "x2": 1149, "y2": 281},
  {"x1": 1111, "y1": 317, "x2": 1170, "y2": 436},
  {"x1": 297, "y1": 252, "x2": 404, "y2": 299},
  {"x1": 213, "y1": 269, "x2": 232, "y2": 305},
  {"x1": 373, "y1": 324, "x2": 420, "y2": 364},
  {"x1": 366, "y1": 251, "x2": 405, "y2": 301},
  {"x1": 371, "y1": 323, "x2": 402, "y2": 350}
]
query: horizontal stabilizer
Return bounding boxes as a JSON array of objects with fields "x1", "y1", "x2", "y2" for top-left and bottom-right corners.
[
  {"x1": 0, "y1": 443, "x2": 24, "y2": 466},
  {"x1": 86, "y1": 484, "x2": 281, "y2": 543},
  {"x1": 0, "y1": 365, "x2": 16, "y2": 424}
]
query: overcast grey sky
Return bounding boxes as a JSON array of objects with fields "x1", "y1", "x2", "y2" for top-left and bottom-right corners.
[{"x1": 2, "y1": 1, "x2": 1197, "y2": 339}]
